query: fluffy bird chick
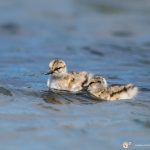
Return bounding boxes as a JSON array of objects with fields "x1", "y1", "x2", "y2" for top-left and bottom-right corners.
[
  {"x1": 45, "y1": 59, "x2": 93, "y2": 92},
  {"x1": 87, "y1": 76, "x2": 138, "y2": 101}
]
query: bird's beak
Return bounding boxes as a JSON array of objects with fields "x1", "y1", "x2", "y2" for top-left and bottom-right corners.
[{"x1": 45, "y1": 70, "x2": 53, "y2": 75}]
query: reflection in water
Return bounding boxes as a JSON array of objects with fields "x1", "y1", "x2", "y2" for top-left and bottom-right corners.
[
  {"x1": 82, "y1": 46, "x2": 105, "y2": 57},
  {"x1": 76, "y1": 0, "x2": 125, "y2": 14},
  {"x1": 0, "y1": 0, "x2": 150, "y2": 149},
  {"x1": 3, "y1": 86, "x2": 101, "y2": 105},
  {"x1": 134, "y1": 119, "x2": 150, "y2": 128},
  {"x1": 140, "y1": 87, "x2": 150, "y2": 92},
  {"x1": 138, "y1": 59, "x2": 150, "y2": 65},
  {"x1": 112, "y1": 30, "x2": 133, "y2": 37},
  {"x1": 41, "y1": 90, "x2": 66, "y2": 104},
  {"x1": 126, "y1": 100, "x2": 150, "y2": 109},
  {"x1": 41, "y1": 89, "x2": 100, "y2": 105},
  {"x1": 0, "y1": 23, "x2": 20, "y2": 35},
  {"x1": 0, "y1": 87, "x2": 12, "y2": 96}
]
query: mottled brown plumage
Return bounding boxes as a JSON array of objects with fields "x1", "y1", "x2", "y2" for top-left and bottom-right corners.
[
  {"x1": 87, "y1": 76, "x2": 138, "y2": 101},
  {"x1": 46, "y1": 59, "x2": 95, "y2": 92}
]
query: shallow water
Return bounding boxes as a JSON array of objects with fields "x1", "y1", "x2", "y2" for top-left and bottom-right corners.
[{"x1": 0, "y1": 0, "x2": 150, "y2": 149}]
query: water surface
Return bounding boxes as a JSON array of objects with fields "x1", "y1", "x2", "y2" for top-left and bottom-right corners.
[{"x1": 0, "y1": 0, "x2": 150, "y2": 149}]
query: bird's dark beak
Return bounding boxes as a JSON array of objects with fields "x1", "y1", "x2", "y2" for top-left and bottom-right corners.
[{"x1": 45, "y1": 70, "x2": 53, "y2": 75}]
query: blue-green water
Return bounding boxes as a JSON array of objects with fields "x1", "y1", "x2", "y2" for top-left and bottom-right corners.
[{"x1": 0, "y1": 0, "x2": 150, "y2": 149}]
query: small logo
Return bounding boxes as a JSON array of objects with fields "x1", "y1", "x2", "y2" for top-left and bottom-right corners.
[{"x1": 123, "y1": 141, "x2": 132, "y2": 148}]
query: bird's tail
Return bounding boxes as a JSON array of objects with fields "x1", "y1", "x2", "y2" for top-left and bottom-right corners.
[
  {"x1": 110, "y1": 84, "x2": 138, "y2": 100},
  {"x1": 125, "y1": 84, "x2": 138, "y2": 99}
]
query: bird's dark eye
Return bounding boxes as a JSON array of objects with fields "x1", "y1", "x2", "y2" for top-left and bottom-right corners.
[
  {"x1": 89, "y1": 82, "x2": 95, "y2": 86},
  {"x1": 89, "y1": 80, "x2": 102, "y2": 86},
  {"x1": 54, "y1": 66, "x2": 65, "y2": 72},
  {"x1": 54, "y1": 67, "x2": 62, "y2": 71},
  {"x1": 97, "y1": 81, "x2": 102, "y2": 83}
]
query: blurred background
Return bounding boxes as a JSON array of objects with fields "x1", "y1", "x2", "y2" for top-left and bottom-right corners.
[{"x1": 0, "y1": 0, "x2": 150, "y2": 150}]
